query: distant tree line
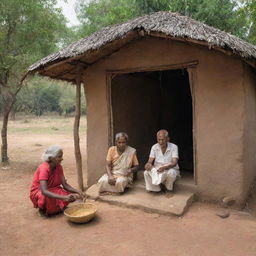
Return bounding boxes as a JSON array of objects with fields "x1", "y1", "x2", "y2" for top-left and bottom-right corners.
[{"x1": 0, "y1": 77, "x2": 86, "y2": 117}]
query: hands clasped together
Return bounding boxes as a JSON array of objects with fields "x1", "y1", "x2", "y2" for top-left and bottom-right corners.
[
  {"x1": 107, "y1": 168, "x2": 132, "y2": 185},
  {"x1": 64, "y1": 191, "x2": 85, "y2": 202}
]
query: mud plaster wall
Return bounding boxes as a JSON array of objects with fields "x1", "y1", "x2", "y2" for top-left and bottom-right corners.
[
  {"x1": 84, "y1": 37, "x2": 245, "y2": 202},
  {"x1": 243, "y1": 65, "x2": 256, "y2": 201}
]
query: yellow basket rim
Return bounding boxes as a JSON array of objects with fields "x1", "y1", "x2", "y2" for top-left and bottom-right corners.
[{"x1": 64, "y1": 203, "x2": 97, "y2": 219}]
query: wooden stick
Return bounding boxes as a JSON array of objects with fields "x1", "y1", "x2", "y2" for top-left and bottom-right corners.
[{"x1": 74, "y1": 65, "x2": 84, "y2": 191}]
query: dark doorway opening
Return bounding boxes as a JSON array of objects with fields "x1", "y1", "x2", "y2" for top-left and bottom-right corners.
[{"x1": 111, "y1": 69, "x2": 194, "y2": 177}]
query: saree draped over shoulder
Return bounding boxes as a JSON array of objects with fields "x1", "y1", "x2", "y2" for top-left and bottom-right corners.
[
  {"x1": 98, "y1": 146, "x2": 138, "y2": 193},
  {"x1": 30, "y1": 162, "x2": 70, "y2": 214}
]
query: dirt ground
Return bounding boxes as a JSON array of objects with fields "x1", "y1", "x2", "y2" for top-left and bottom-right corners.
[{"x1": 1, "y1": 116, "x2": 256, "y2": 256}]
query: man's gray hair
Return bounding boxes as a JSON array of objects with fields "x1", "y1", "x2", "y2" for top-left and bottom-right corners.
[
  {"x1": 157, "y1": 129, "x2": 169, "y2": 138},
  {"x1": 115, "y1": 132, "x2": 129, "y2": 141},
  {"x1": 42, "y1": 145, "x2": 63, "y2": 162}
]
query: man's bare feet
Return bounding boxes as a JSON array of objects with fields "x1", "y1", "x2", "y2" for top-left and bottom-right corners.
[{"x1": 165, "y1": 190, "x2": 174, "y2": 198}]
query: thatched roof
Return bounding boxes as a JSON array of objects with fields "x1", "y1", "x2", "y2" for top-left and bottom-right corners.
[{"x1": 28, "y1": 11, "x2": 256, "y2": 83}]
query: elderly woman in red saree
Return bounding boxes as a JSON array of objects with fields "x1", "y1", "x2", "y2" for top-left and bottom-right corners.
[
  {"x1": 30, "y1": 145, "x2": 83, "y2": 216},
  {"x1": 98, "y1": 132, "x2": 139, "y2": 194}
]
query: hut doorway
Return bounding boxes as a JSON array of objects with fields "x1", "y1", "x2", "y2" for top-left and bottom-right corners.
[{"x1": 110, "y1": 68, "x2": 194, "y2": 180}]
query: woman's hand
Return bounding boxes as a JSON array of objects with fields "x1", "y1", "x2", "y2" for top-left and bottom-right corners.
[
  {"x1": 108, "y1": 175, "x2": 116, "y2": 185},
  {"x1": 64, "y1": 194, "x2": 77, "y2": 202},
  {"x1": 75, "y1": 190, "x2": 85, "y2": 200},
  {"x1": 76, "y1": 190, "x2": 85, "y2": 199},
  {"x1": 123, "y1": 168, "x2": 132, "y2": 176}
]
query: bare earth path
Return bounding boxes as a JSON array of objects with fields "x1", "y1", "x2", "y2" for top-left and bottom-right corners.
[{"x1": 1, "y1": 116, "x2": 256, "y2": 256}]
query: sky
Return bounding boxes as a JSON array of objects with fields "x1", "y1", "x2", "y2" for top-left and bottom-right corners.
[{"x1": 56, "y1": 0, "x2": 81, "y2": 26}]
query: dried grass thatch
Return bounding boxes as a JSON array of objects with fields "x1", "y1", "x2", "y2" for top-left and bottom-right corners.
[{"x1": 27, "y1": 11, "x2": 256, "y2": 81}]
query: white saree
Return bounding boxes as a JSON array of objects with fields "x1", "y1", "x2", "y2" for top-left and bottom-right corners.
[{"x1": 98, "y1": 146, "x2": 136, "y2": 193}]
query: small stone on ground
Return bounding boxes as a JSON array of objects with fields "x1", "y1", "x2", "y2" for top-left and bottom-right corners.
[{"x1": 216, "y1": 210, "x2": 230, "y2": 218}]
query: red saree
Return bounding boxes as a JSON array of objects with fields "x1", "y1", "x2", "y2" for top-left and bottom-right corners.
[{"x1": 30, "y1": 162, "x2": 70, "y2": 215}]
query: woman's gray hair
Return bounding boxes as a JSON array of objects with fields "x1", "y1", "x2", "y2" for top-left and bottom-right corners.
[
  {"x1": 115, "y1": 132, "x2": 128, "y2": 141},
  {"x1": 42, "y1": 145, "x2": 63, "y2": 162}
]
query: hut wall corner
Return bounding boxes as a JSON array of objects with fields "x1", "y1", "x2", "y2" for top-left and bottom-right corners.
[
  {"x1": 83, "y1": 67, "x2": 109, "y2": 186},
  {"x1": 243, "y1": 64, "x2": 256, "y2": 201}
]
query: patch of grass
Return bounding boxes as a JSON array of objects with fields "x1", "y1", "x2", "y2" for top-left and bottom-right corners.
[{"x1": 4, "y1": 115, "x2": 87, "y2": 135}]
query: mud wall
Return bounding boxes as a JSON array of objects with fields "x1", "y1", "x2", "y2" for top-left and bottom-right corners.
[
  {"x1": 243, "y1": 65, "x2": 256, "y2": 202},
  {"x1": 84, "y1": 37, "x2": 246, "y2": 204}
]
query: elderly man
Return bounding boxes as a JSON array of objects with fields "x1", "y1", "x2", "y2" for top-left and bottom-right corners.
[
  {"x1": 98, "y1": 132, "x2": 139, "y2": 194},
  {"x1": 144, "y1": 129, "x2": 180, "y2": 192}
]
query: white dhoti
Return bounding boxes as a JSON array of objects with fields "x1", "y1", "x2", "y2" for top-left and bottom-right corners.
[
  {"x1": 98, "y1": 174, "x2": 132, "y2": 193},
  {"x1": 144, "y1": 167, "x2": 179, "y2": 192}
]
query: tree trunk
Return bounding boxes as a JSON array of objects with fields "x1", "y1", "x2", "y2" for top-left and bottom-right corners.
[
  {"x1": 1, "y1": 112, "x2": 10, "y2": 162},
  {"x1": 10, "y1": 109, "x2": 16, "y2": 120},
  {"x1": 74, "y1": 65, "x2": 84, "y2": 191},
  {"x1": 0, "y1": 73, "x2": 27, "y2": 163}
]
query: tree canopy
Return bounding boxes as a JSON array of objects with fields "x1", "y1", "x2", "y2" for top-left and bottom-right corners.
[
  {"x1": 0, "y1": 0, "x2": 68, "y2": 89},
  {"x1": 240, "y1": 0, "x2": 256, "y2": 44},
  {"x1": 0, "y1": 0, "x2": 70, "y2": 161},
  {"x1": 75, "y1": 0, "x2": 255, "y2": 44}
]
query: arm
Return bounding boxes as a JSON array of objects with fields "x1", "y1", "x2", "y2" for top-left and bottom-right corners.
[
  {"x1": 129, "y1": 164, "x2": 139, "y2": 173},
  {"x1": 125, "y1": 152, "x2": 140, "y2": 175},
  {"x1": 125, "y1": 164, "x2": 139, "y2": 176},
  {"x1": 61, "y1": 176, "x2": 84, "y2": 198},
  {"x1": 40, "y1": 180, "x2": 76, "y2": 202},
  {"x1": 144, "y1": 157, "x2": 155, "y2": 171},
  {"x1": 106, "y1": 160, "x2": 113, "y2": 177},
  {"x1": 106, "y1": 160, "x2": 116, "y2": 185},
  {"x1": 157, "y1": 157, "x2": 178, "y2": 172}
]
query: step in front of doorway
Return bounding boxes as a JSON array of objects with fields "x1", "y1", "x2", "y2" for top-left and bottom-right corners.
[{"x1": 86, "y1": 184, "x2": 195, "y2": 216}]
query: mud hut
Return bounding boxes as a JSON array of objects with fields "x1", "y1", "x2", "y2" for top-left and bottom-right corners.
[{"x1": 27, "y1": 11, "x2": 256, "y2": 206}]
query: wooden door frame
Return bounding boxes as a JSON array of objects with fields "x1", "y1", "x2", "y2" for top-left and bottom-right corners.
[{"x1": 106, "y1": 60, "x2": 198, "y2": 185}]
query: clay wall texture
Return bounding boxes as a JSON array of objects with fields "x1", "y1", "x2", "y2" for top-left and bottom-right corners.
[
  {"x1": 243, "y1": 65, "x2": 256, "y2": 201},
  {"x1": 83, "y1": 37, "x2": 255, "y2": 204}
]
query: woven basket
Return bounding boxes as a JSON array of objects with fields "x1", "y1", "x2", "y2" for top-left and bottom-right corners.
[{"x1": 64, "y1": 203, "x2": 97, "y2": 223}]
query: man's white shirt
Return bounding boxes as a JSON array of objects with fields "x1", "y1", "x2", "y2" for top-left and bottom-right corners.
[{"x1": 149, "y1": 142, "x2": 179, "y2": 169}]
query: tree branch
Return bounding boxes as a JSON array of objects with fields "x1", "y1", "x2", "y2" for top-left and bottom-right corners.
[{"x1": 14, "y1": 73, "x2": 28, "y2": 97}]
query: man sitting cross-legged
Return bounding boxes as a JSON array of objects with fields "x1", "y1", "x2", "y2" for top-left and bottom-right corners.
[
  {"x1": 144, "y1": 129, "x2": 180, "y2": 193},
  {"x1": 98, "y1": 132, "x2": 139, "y2": 195}
]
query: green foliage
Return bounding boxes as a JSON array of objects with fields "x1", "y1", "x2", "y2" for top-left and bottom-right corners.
[
  {"x1": 76, "y1": 0, "x2": 136, "y2": 36},
  {"x1": 75, "y1": 0, "x2": 251, "y2": 43},
  {"x1": 16, "y1": 78, "x2": 62, "y2": 116},
  {"x1": 0, "y1": 0, "x2": 78, "y2": 162},
  {"x1": 15, "y1": 77, "x2": 86, "y2": 116},
  {"x1": 239, "y1": 0, "x2": 256, "y2": 44},
  {"x1": 133, "y1": 0, "x2": 172, "y2": 15},
  {"x1": 58, "y1": 83, "x2": 86, "y2": 116},
  {"x1": 0, "y1": 0, "x2": 69, "y2": 91},
  {"x1": 169, "y1": 0, "x2": 247, "y2": 39},
  {"x1": 58, "y1": 85, "x2": 76, "y2": 116},
  {"x1": 75, "y1": 0, "x2": 172, "y2": 36}
]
